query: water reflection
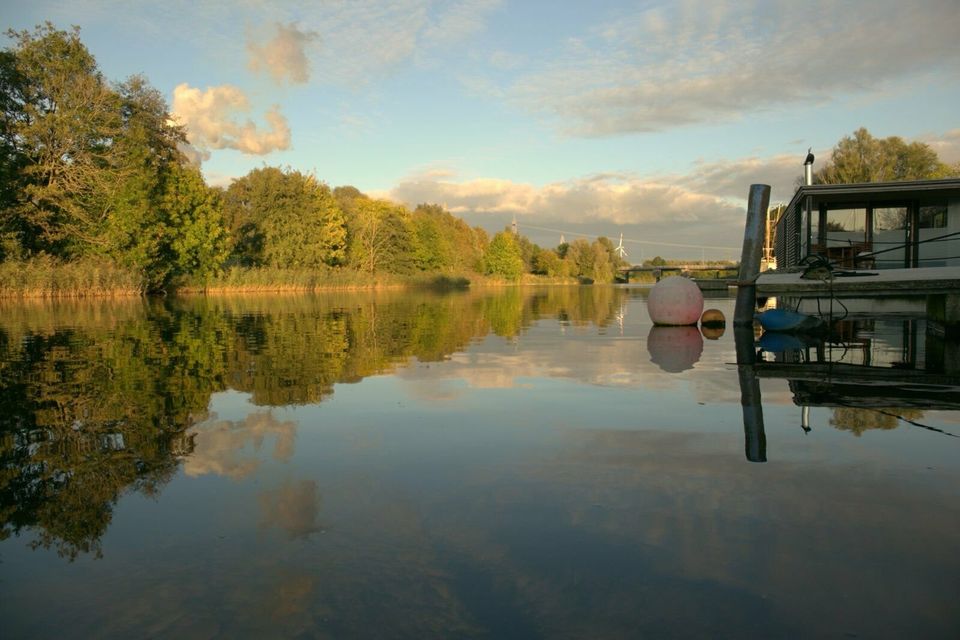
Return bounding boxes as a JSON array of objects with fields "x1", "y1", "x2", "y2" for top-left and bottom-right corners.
[
  {"x1": 185, "y1": 411, "x2": 297, "y2": 479},
  {"x1": 259, "y1": 479, "x2": 322, "y2": 539},
  {"x1": 735, "y1": 325, "x2": 767, "y2": 463},
  {"x1": 0, "y1": 288, "x2": 630, "y2": 557},
  {"x1": 741, "y1": 315, "x2": 960, "y2": 450},
  {"x1": 1, "y1": 290, "x2": 958, "y2": 638},
  {"x1": 647, "y1": 326, "x2": 703, "y2": 372}
]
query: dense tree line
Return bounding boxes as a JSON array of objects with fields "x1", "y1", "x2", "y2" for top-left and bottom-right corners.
[
  {"x1": 0, "y1": 24, "x2": 228, "y2": 289},
  {"x1": 0, "y1": 24, "x2": 631, "y2": 291}
]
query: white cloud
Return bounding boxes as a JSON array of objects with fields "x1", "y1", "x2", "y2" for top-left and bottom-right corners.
[
  {"x1": 505, "y1": 0, "x2": 960, "y2": 135},
  {"x1": 383, "y1": 147, "x2": 853, "y2": 255},
  {"x1": 681, "y1": 153, "x2": 812, "y2": 204},
  {"x1": 256, "y1": 0, "x2": 502, "y2": 86},
  {"x1": 923, "y1": 129, "x2": 960, "y2": 165},
  {"x1": 385, "y1": 168, "x2": 753, "y2": 255},
  {"x1": 390, "y1": 171, "x2": 738, "y2": 225},
  {"x1": 247, "y1": 22, "x2": 319, "y2": 85},
  {"x1": 171, "y1": 83, "x2": 291, "y2": 158}
]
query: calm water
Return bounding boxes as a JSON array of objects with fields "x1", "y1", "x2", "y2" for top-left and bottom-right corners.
[{"x1": 1, "y1": 287, "x2": 958, "y2": 638}]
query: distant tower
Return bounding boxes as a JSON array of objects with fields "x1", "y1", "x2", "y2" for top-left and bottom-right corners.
[
  {"x1": 559, "y1": 234, "x2": 566, "y2": 245},
  {"x1": 511, "y1": 213, "x2": 518, "y2": 235}
]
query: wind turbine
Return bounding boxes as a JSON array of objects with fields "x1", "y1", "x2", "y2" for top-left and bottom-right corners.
[{"x1": 615, "y1": 233, "x2": 628, "y2": 259}]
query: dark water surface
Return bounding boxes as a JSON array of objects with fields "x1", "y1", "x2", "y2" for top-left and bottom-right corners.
[{"x1": 1, "y1": 287, "x2": 958, "y2": 638}]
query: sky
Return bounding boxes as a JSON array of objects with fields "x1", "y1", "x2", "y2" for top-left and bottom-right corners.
[{"x1": 5, "y1": 0, "x2": 960, "y2": 259}]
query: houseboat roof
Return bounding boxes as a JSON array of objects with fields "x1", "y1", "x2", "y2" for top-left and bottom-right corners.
[{"x1": 785, "y1": 178, "x2": 960, "y2": 211}]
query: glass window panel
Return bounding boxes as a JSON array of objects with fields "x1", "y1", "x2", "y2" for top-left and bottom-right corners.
[
  {"x1": 873, "y1": 207, "x2": 908, "y2": 231},
  {"x1": 825, "y1": 208, "x2": 866, "y2": 233},
  {"x1": 919, "y1": 204, "x2": 947, "y2": 229},
  {"x1": 871, "y1": 206, "x2": 908, "y2": 269}
]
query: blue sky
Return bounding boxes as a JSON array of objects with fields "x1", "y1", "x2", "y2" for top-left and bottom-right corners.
[{"x1": 5, "y1": 0, "x2": 959, "y2": 259}]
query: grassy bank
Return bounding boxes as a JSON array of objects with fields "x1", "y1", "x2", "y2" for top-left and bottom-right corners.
[
  {"x1": 0, "y1": 256, "x2": 145, "y2": 298},
  {"x1": 0, "y1": 260, "x2": 586, "y2": 298},
  {"x1": 178, "y1": 267, "x2": 479, "y2": 294}
]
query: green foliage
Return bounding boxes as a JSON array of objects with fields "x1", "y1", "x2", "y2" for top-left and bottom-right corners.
[
  {"x1": 160, "y1": 164, "x2": 229, "y2": 285},
  {"x1": 531, "y1": 247, "x2": 567, "y2": 277},
  {"x1": 0, "y1": 23, "x2": 597, "y2": 294},
  {"x1": 103, "y1": 75, "x2": 188, "y2": 283},
  {"x1": 223, "y1": 167, "x2": 347, "y2": 269},
  {"x1": 483, "y1": 231, "x2": 524, "y2": 281},
  {"x1": 815, "y1": 127, "x2": 958, "y2": 184},
  {"x1": 0, "y1": 23, "x2": 227, "y2": 291},
  {"x1": 346, "y1": 198, "x2": 415, "y2": 274},
  {"x1": 411, "y1": 206, "x2": 451, "y2": 271},
  {"x1": 409, "y1": 203, "x2": 487, "y2": 274},
  {"x1": 1, "y1": 24, "x2": 123, "y2": 255}
]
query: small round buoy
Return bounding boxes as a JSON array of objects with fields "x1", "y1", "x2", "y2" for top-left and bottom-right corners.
[
  {"x1": 701, "y1": 325, "x2": 725, "y2": 340},
  {"x1": 648, "y1": 276, "x2": 704, "y2": 326},
  {"x1": 700, "y1": 308, "x2": 725, "y2": 327},
  {"x1": 647, "y1": 326, "x2": 703, "y2": 373},
  {"x1": 700, "y1": 308, "x2": 725, "y2": 339}
]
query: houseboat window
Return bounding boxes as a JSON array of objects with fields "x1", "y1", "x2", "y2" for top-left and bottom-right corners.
[
  {"x1": 917, "y1": 202, "x2": 951, "y2": 267},
  {"x1": 919, "y1": 203, "x2": 947, "y2": 228},
  {"x1": 873, "y1": 206, "x2": 908, "y2": 231},
  {"x1": 825, "y1": 208, "x2": 866, "y2": 245},
  {"x1": 871, "y1": 206, "x2": 909, "y2": 269}
]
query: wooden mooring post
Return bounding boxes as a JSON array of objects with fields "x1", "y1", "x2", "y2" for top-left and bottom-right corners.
[{"x1": 734, "y1": 184, "x2": 771, "y2": 326}]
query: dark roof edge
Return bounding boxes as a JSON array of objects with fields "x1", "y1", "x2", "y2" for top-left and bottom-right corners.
[{"x1": 784, "y1": 178, "x2": 960, "y2": 211}]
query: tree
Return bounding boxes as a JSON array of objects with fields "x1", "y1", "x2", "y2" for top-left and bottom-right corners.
[
  {"x1": 1, "y1": 24, "x2": 124, "y2": 255},
  {"x1": 346, "y1": 198, "x2": 414, "y2": 274},
  {"x1": 103, "y1": 75, "x2": 189, "y2": 282},
  {"x1": 483, "y1": 231, "x2": 524, "y2": 280},
  {"x1": 532, "y1": 247, "x2": 566, "y2": 277},
  {"x1": 223, "y1": 167, "x2": 347, "y2": 268},
  {"x1": 159, "y1": 164, "x2": 229, "y2": 283},
  {"x1": 515, "y1": 233, "x2": 538, "y2": 273},
  {"x1": 590, "y1": 241, "x2": 614, "y2": 283},
  {"x1": 410, "y1": 204, "x2": 451, "y2": 272},
  {"x1": 565, "y1": 238, "x2": 592, "y2": 278},
  {"x1": 0, "y1": 23, "x2": 220, "y2": 290},
  {"x1": 815, "y1": 127, "x2": 957, "y2": 184}
]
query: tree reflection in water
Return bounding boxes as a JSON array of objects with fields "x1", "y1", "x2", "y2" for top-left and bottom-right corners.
[{"x1": 0, "y1": 287, "x2": 626, "y2": 558}]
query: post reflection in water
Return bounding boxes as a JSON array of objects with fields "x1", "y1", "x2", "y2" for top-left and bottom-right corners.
[
  {"x1": 1, "y1": 289, "x2": 959, "y2": 638},
  {"x1": 734, "y1": 325, "x2": 768, "y2": 463}
]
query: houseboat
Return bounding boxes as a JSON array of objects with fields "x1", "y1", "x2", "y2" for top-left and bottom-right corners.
[{"x1": 756, "y1": 178, "x2": 960, "y2": 324}]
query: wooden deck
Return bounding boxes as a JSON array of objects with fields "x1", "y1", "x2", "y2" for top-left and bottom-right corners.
[{"x1": 755, "y1": 266, "x2": 960, "y2": 296}]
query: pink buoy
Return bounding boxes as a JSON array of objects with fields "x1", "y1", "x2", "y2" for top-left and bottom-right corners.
[{"x1": 647, "y1": 276, "x2": 704, "y2": 326}]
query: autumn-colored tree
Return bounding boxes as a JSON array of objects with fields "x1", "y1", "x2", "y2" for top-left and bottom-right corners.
[
  {"x1": 815, "y1": 127, "x2": 958, "y2": 184},
  {"x1": 223, "y1": 167, "x2": 347, "y2": 269},
  {"x1": 484, "y1": 231, "x2": 524, "y2": 280},
  {"x1": 346, "y1": 198, "x2": 414, "y2": 274}
]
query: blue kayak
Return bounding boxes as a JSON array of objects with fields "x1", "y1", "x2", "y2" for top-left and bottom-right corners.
[{"x1": 756, "y1": 309, "x2": 824, "y2": 332}]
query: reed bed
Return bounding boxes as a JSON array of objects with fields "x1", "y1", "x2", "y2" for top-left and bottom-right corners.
[
  {"x1": 177, "y1": 266, "x2": 410, "y2": 293},
  {"x1": 0, "y1": 256, "x2": 145, "y2": 298}
]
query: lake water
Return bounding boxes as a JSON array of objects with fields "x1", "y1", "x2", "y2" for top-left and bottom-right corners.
[{"x1": 1, "y1": 286, "x2": 958, "y2": 638}]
